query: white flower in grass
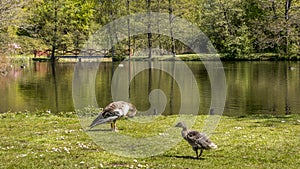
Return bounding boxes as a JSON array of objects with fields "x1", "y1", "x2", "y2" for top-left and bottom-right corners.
[
  {"x1": 234, "y1": 126, "x2": 242, "y2": 130},
  {"x1": 16, "y1": 154, "x2": 27, "y2": 158},
  {"x1": 63, "y1": 147, "x2": 70, "y2": 154}
]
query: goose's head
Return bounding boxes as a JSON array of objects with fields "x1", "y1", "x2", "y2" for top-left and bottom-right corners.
[
  {"x1": 175, "y1": 122, "x2": 186, "y2": 128},
  {"x1": 127, "y1": 104, "x2": 137, "y2": 118}
]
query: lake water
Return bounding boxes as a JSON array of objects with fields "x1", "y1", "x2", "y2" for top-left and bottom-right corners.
[{"x1": 0, "y1": 61, "x2": 299, "y2": 116}]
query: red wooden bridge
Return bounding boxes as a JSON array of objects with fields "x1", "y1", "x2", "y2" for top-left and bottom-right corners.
[
  {"x1": 33, "y1": 48, "x2": 133, "y2": 61},
  {"x1": 33, "y1": 49, "x2": 110, "y2": 58}
]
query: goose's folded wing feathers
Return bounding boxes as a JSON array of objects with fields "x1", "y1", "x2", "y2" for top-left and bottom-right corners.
[
  {"x1": 89, "y1": 101, "x2": 135, "y2": 128},
  {"x1": 187, "y1": 130, "x2": 215, "y2": 149},
  {"x1": 89, "y1": 116, "x2": 119, "y2": 128},
  {"x1": 104, "y1": 102, "x2": 129, "y2": 116},
  {"x1": 89, "y1": 111, "x2": 122, "y2": 128},
  {"x1": 187, "y1": 130, "x2": 202, "y2": 140},
  {"x1": 102, "y1": 110, "x2": 123, "y2": 118}
]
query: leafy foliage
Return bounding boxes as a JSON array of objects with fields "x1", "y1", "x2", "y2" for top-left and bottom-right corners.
[{"x1": 0, "y1": 0, "x2": 299, "y2": 59}]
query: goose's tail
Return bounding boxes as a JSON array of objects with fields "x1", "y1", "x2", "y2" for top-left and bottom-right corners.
[
  {"x1": 209, "y1": 142, "x2": 218, "y2": 149},
  {"x1": 197, "y1": 136, "x2": 218, "y2": 150},
  {"x1": 89, "y1": 115, "x2": 118, "y2": 128}
]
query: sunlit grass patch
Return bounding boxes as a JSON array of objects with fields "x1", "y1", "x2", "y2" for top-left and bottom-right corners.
[{"x1": 0, "y1": 111, "x2": 299, "y2": 168}]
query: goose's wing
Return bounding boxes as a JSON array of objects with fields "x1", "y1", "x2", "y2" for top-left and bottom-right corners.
[
  {"x1": 89, "y1": 101, "x2": 136, "y2": 128},
  {"x1": 185, "y1": 130, "x2": 201, "y2": 146},
  {"x1": 187, "y1": 130, "x2": 217, "y2": 149},
  {"x1": 105, "y1": 102, "x2": 128, "y2": 115},
  {"x1": 109, "y1": 101, "x2": 137, "y2": 117},
  {"x1": 89, "y1": 115, "x2": 117, "y2": 128},
  {"x1": 89, "y1": 104, "x2": 123, "y2": 128}
]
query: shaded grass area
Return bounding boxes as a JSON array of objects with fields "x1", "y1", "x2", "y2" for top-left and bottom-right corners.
[{"x1": 1, "y1": 111, "x2": 299, "y2": 168}]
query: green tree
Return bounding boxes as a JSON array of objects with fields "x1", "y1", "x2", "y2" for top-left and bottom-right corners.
[
  {"x1": 26, "y1": 0, "x2": 95, "y2": 52},
  {"x1": 0, "y1": 0, "x2": 29, "y2": 55},
  {"x1": 6, "y1": 0, "x2": 297, "y2": 59},
  {"x1": 199, "y1": 0, "x2": 254, "y2": 58},
  {"x1": 248, "y1": 0, "x2": 300, "y2": 57}
]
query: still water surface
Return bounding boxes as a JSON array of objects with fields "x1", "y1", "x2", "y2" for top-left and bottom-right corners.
[{"x1": 0, "y1": 61, "x2": 299, "y2": 116}]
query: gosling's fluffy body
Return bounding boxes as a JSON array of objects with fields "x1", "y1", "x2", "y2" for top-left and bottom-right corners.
[{"x1": 175, "y1": 122, "x2": 217, "y2": 158}]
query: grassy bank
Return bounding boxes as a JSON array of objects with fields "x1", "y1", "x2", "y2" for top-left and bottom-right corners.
[
  {"x1": 4, "y1": 53, "x2": 300, "y2": 63},
  {"x1": 118, "y1": 53, "x2": 300, "y2": 62},
  {"x1": 1, "y1": 111, "x2": 299, "y2": 168}
]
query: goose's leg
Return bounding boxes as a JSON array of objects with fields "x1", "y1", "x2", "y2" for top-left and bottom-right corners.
[
  {"x1": 195, "y1": 149, "x2": 199, "y2": 159},
  {"x1": 199, "y1": 149, "x2": 203, "y2": 157},
  {"x1": 113, "y1": 120, "x2": 118, "y2": 132},
  {"x1": 110, "y1": 123, "x2": 113, "y2": 130}
]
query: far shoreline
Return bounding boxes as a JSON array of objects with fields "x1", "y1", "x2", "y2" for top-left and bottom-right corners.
[{"x1": 3, "y1": 53, "x2": 300, "y2": 63}]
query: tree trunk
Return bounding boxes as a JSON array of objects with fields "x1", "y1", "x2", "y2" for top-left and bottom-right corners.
[
  {"x1": 169, "y1": 0, "x2": 176, "y2": 57},
  {"x1": 271, "y1": 0, "x2": 277, "y2": 19},
  {"x1": 147, "y1": 0, "x2": 152, "y2": 59},
  {"x1": 109, "y1": 0, "x2": 118, "y2": 59},
  {"x1": 284, "y1": 0, "x2": 292, "y2": 55},
  {"x1": 50, "y1": 0, "x2": 58, "y2": 63},
  {"x1": 157, "y1": 0, "x2": 163, "y2": 56},
  {"x1": 127, "y1": 0, "x2": 131, "y2": 58}
]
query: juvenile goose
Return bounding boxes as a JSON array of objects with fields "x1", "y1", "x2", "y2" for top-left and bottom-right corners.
[
  {"x1": 175, "y1": 122, "x2": 217, "y2": 158},
  {"x1": 89, "y1": 101, "x2": 137, "y2": 131}
]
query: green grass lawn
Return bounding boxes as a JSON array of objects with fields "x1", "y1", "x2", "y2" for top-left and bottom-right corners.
[{"x1": 1, "y1": 111, "x2": 299, "y2": 169}]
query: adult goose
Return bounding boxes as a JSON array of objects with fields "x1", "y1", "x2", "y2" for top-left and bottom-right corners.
[
  {"x1": 89, "y1": 101, "x2": 137, "y2": 131},
  {"x1": 175, "y1": 122, "x2": 217, "y2": 158}
]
